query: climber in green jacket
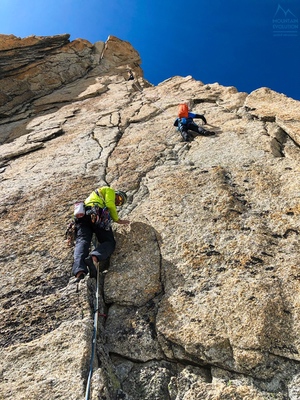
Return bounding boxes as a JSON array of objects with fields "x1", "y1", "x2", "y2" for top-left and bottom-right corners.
[{"x1": 72, "y1": 186, "x2": 130, "y2": 282}]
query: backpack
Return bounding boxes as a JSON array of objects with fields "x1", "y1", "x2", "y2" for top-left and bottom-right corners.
[{"x1": 178, "y1": 103, "x2": 189, "y2": 118}]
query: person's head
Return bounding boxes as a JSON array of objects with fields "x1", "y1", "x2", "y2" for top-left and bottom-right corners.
[{"x1": 115, "y1": 190, "x2": 127, "y2": 206}]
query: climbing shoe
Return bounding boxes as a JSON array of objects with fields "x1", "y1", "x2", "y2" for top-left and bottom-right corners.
[
  {"x1": 84, "y1": 256, "x2": 97, "y2": 279},
  {"x1": 75, "y1": 272, "x2": 85, "y2": 283},
  {"x1": 202, "y1": 130, "x2": 216, "y2": 136}
]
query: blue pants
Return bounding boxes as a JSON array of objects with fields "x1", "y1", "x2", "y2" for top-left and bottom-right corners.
[{"x1": 72, "y1": 216, "x2": 116, "y2": 276}]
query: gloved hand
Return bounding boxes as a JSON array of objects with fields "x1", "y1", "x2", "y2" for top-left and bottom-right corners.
[{"x1": 200, "y1": 114, "x2": 207, "y2": 124}]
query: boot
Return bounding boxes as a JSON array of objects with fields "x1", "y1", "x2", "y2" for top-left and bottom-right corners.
[
  {"x1": 84, "y1": 256, "x2": 98, "y2": 279},
  {"x1": 202, "y1": 130, "x2": 216, "y2": 136},
  {"x1": 75, "y1": 271, "x2": 85, "y2": 283}
]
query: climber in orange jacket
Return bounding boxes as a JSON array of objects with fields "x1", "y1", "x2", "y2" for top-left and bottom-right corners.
[{"x1": 174, "y1": 103, "x2": 215, "y2": 141}]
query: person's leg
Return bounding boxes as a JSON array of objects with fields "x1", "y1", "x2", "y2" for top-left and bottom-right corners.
[
  {"x1": 201, "y1": 130, "x2": 216, "y2": 136},
  {"x1": 179, "y1": 124, "x2": 190, "y2": 141},
  {"x1": 189, "y1": 122, "x2": 215, "y2": 136},
  {"x1": 72, "y1": 220, "x2": 93, "y2": 277},
  {"x1": 189, "y1": 122, "x2": 204, "y2": 134},
  {"x1": 91, "y1": 227, "x2": 116, "y2": 262}
]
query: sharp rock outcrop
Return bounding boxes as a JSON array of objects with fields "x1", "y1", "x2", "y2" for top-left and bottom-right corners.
[{"x1": 1, "y1": 34, "x2": 300, "y2": 400}]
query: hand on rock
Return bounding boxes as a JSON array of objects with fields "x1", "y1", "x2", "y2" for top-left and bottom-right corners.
[{"x1": 116, "y1": 219, "x2": 130, "y2": 225}]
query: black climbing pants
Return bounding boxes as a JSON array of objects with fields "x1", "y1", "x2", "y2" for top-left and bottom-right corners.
[
  {"x1": 72, "y1": 215, "x2": 116, "y2": 276},
  {"x1": 179, "y1": 121, "x2": 206, "y2": 141}
]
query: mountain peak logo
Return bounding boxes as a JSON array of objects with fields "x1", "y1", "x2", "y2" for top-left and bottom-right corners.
[
  {"x1": 274, "y1": 4, "x2": 297, "y2": 19},
  {"x1": 273, "y1": 4, "x2": 298, "y2": 37}
]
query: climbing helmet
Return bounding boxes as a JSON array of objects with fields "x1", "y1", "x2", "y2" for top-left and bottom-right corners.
[{"x1": 115, "y1": 190, "x2": 127, "y2": 206}]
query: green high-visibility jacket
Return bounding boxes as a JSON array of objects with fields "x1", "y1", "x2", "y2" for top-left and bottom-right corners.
[{"x1": 84, "y1": 186, "x2": 119, "y2": 222}]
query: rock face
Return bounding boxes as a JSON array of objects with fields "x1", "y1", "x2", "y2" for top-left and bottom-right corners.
[
  {"x1": 0, "y1": 34, "x2": 144, "y2": 143},
  {"x1": 0, "y1": 34, "x2": 300, "y2": 400}
]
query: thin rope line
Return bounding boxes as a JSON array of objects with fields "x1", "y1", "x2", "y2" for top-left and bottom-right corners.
[{"x1": 85, "y1": 265, "x2": 100, "y2": 400}]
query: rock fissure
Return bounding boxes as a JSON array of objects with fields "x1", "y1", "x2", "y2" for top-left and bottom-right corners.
[{"x1": 1, "y1": 34, "x2": 300, "y2": 400}]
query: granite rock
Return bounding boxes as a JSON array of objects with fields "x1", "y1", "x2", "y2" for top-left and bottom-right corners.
[{"x1": 0, "y1": 34, "x2": 300, "y2": 400}]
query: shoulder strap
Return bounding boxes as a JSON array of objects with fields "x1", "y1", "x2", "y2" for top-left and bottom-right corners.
[{"x1": 94, "y1": 189, "x2": 103, "y2": 199}]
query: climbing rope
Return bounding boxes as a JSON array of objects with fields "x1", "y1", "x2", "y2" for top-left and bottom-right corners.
[{"x1": 84, "y1": 265, "x2": 100, "y2": 400}]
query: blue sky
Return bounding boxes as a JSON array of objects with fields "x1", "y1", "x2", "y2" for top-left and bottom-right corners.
[{"x1": 1, "y1": 0, "x2": 299, "y2": 100}]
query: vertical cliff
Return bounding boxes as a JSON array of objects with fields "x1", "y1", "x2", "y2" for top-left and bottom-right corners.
[{"x1": 1, "y1": 34, "x2": 300, "y2": 400}]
